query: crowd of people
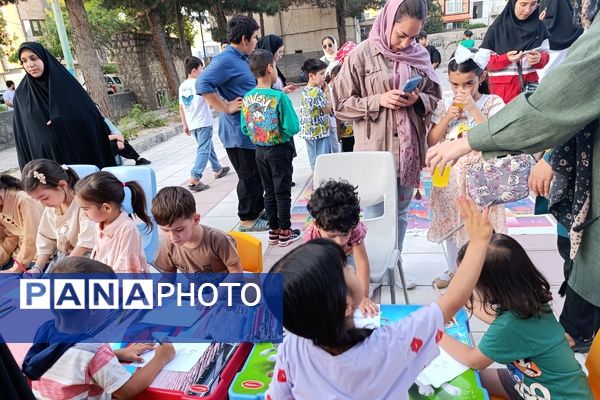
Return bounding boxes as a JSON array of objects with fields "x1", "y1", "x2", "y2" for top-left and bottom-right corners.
[{"x1": 1, "y1": 0, "x2": 600, "y2": 397}]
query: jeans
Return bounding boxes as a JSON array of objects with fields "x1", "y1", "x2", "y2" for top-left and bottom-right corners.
[
  {"x1": 305, "y1": 137, "x2": 331, "y2": 170},
  {"x1": 110, "y1": 140, "x2": 141, "y2": 160},
  {"x1": 191, "y1": 126, "x2": 222, "y2": 180},
  {"x1": 363, "y1": 179, "x2": 414, "y2": 253},
  {"x1": 255, "y1": 142, "x2": 294, "y2": 230},
  {"x1": 225, "y1": 147, "x2": 264, "y2": 221},
  {"x1": 328, "y1": 116, "x2": 340, "y2": 153}
]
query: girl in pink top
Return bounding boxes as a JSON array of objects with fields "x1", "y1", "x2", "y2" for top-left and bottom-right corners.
[
  {"x1": 304, "y1": 179, "x2": 374, "y2": 316},
  {"x1": 75, "y1": 171, "x2": 152, "y2": 273}
]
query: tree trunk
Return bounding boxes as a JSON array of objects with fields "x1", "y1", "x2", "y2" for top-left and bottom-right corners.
[
  {"x1": 64, "y1": 0, "x2": 111, "y2": 117},
  {"x1": 259, "y1": 12, "x2": 265, "y2": 37},
  {"x1": 147, "y1": 8, "x2": 180, "y2": 98},
  {"x1": 335, "y1": 0, "x2": 347, "y2": 45},
  {"x1": 175, "y1": 0, "x2": 192, "y2": 57}
]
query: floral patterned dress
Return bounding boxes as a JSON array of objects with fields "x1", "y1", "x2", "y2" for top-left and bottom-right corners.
[{"x1": 427, "y1": 94, "x2": 507, "y2": 246}]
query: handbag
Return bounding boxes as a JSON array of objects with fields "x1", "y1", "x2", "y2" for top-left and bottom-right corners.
[{"x1": 466, "y1": 154, "x2": 535, "y2": 207}]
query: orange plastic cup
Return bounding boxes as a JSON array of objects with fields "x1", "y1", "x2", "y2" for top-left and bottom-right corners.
[{"x1": 431, "y1": 165, "x2": 451, "y2": 187}]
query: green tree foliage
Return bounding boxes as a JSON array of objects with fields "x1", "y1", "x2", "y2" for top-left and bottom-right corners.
[
  {"x1": 38, "y1": 0, "x2": 133, "y2": 59},
  {"x1": 424, "y1": 0, "x2": 444, "y2": 34},
  {"x1": 0, "y1": 13, "x2": 10, "y2": 47}
]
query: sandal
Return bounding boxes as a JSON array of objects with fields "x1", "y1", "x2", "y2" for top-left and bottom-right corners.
[
  {"x1": 214, "y1": 166, "x2": 231, "y2": 179},
  {"x1": 189, "y1": 182, "x2": 210, "y2": 192},
  {"x1": 238, "y1": 218, "x2": 269, "y2": 232},
  {"x1": 433, "y1": 271, "x2": 454, "y2": 290}
]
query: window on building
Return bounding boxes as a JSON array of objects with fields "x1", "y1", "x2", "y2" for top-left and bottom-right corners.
[
  {"x1": 445, "y1": 0, "x2": 464, "y2": 14},
  {"x1": 473, "y1": 1, "x2": 483, "y2": 18},
  {"x1": 23, "y1": 19, "x2": 44, "y2": 37}
]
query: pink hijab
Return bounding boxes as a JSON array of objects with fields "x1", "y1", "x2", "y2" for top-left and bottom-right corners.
[{"x1": 369, "y1": 0, "x2": 439, "y2": 187}]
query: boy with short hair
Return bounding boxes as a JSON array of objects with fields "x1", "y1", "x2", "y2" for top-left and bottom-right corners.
[
  {"x1": 242, "y1": 49, "x2": 301, "y2": 246},
  {"x1": 179, "y1": 56, "x2": 230, "y2": 192},
  {"x1": 152, "y1": 186, "x2": 243, "y2": 273},
  {"x1": 24, "y1": 257, "x2": 175, "y2": 400},
  {"x1": 417, "y1": 31, "x2": 441, "y2": 69},
  {"x1": 460, "y1": 30, "x2": 475, "y2": 48},
  {"x1": 197, "y1": 15, "x2": 268, "y2": 232}
]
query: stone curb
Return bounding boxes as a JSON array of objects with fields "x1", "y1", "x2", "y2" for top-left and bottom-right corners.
[
  {"x1": 0, "y1": 122, "x2": 184, "y2": 175},
  {"x1": 127, "y1": 122, "x2": 183, "y2": 154}
]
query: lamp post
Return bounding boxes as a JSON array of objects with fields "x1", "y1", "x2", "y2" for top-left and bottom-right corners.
[{"x1": 50, "y1": 0, "x2": 76, "y2": 77}]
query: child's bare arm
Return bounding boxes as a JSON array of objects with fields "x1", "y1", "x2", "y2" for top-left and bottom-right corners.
[
  {"x1": 436, "y1": 198, "x2": 492, "y2": 323},
  {"x1": 227, "y1": 262, "x2": 243, "y2": 273},
  {"x1": 427, "y1": 107, "x2": 461, "y2": 146},
  {"x1": 112, "y1": 343, "x2": 175, "y2": 399},
  {"x1": 70, "y1": 246, "x2": 92, "y2": 257},
  {"x1": 353, "y1": 243, "x2": 378, "y2": 317},
  {"x1": 353, "y1": 243, "x2": 370, "y2": 297},
  {"x1": 439, "y1": 334, "x2": 494, "y2": 370}
]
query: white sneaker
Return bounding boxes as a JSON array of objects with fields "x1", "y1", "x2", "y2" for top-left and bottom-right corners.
[
  {"x1": 370, "y1": 269, "x2": 417, "y2": 296},
  {"x1": 396, "y1": 270, "x2": 417, "y2": 290}
]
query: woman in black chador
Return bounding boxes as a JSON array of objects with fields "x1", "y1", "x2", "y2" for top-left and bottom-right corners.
[{"x1": 13, "y1": 42, "x2": 116, "y2": 170}]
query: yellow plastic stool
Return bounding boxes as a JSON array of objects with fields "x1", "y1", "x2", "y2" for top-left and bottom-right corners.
[
  {"x1": 229, "y1": 231, "x2": 263, "y2": 273},
  {"x1": 586, "y1": 335, "x2": 600, "y2": 398}
]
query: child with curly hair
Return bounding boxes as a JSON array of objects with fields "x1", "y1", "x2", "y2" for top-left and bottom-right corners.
[{"x1": 304, "y1": 179, "x2": 376, "y2": 316}]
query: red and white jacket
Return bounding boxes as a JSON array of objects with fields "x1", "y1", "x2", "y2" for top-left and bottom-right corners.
[{"x1": 487, "y1": 51, "x2": 550, "y2": 104}]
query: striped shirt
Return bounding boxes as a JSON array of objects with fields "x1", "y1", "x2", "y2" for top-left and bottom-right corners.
[{"x1": 31, "y1": 343, "x2": 131, "y2": 400}]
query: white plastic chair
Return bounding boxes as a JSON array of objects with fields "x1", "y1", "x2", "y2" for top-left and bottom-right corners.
[
  {"x1": 102, "y1": 166, "x2": 159, "y2": 263},
  {"x1": 314, "y1": 152, "x2": 410, "y2": 304},
  {"x1": 69, "y1": 164, "x2": 100, "y2": 179}
]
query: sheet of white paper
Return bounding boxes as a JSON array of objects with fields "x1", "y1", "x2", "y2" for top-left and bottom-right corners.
[
  {"x1": 353, "y1": 308, "x2": 381, "y2": 329},
  {"x1": 130, "y1": 343, "x2": 210, "y2": 373},
  {"x1": 139, "y1": 300, "x2": 201, "y2": 327},
  {"x1": 416, "y1": 348, "x2": 469, "y2": 388}
]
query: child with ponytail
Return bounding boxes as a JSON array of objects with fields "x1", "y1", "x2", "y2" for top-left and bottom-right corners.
[{"x1": 75, "y1": 171, "x2": 152, "y2": 273}]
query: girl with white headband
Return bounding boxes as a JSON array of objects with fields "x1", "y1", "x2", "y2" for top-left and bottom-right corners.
[{"x1": 427, "y1": 45, "x2": 507, "y2": 289}]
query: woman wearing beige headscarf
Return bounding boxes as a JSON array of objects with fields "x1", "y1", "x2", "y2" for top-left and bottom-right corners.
[{"x1": 333, "y1": 0, "x2": 442, "y2": 289}]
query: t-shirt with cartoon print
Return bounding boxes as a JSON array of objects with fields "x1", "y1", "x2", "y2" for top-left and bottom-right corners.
[
  {"x1": 299, "y1": 86, "x2": 330, "y2": 140},
  {"x1": 241, "y1": 87, "x2": 299, "y2": 146},
  {"x1": 479, "y1": 307, "x2": 592, "y2": 399}
]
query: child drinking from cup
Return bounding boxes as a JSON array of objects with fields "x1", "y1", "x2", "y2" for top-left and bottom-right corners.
[{"x1": 427, "y1": 45, "x2": 507, "y2": 289}]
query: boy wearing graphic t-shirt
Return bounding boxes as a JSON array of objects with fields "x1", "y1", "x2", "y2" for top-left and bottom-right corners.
[{"x1": 179, "y1": 57, "x2": 229, "y2": 192}]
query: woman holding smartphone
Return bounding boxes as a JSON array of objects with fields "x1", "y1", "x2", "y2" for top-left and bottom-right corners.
[
  {"x1": 480, "y1": 0, "x2": 550, "y2": 103},
  {"x1": 333, "y1": 0, "x2": 441, "y2": 289}
]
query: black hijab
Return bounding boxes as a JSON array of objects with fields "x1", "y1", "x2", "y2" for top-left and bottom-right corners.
[
  {"x1": 542, "y1": 0, "x2": 583, "y2": 50},
  {"x1": 13, "y1": 42, "x2": 116, "y2": 170},
  {"x1": 481, "y1": 0, "x2": 549, "y2": 54},
  {"x1": 257, "y1": 34, "x2": 287, "y2": 86}
]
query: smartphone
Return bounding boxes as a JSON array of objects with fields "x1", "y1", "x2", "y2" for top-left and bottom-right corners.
[{"x1": 401, "y1": 76, "x2": 423, "y2": 93}]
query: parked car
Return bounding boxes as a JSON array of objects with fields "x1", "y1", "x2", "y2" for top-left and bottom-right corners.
[{"x1": 104, "y1": 75, "x2": 125, "y2": 95}]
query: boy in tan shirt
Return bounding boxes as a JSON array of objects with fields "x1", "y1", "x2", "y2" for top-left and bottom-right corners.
[{"x1": 152, "y1": 186, "x2": 243, "y2": 274}]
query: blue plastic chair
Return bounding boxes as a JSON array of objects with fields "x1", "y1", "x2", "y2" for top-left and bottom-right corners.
[
  {"x1": 68, "y1": 164, "x2": 100, "y2": 179},
  {"x1": 102, "y1": 166, "x2": 159, "y2": 263}
]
